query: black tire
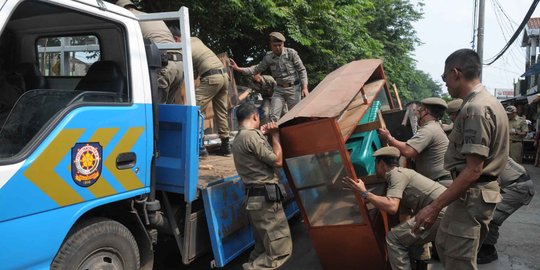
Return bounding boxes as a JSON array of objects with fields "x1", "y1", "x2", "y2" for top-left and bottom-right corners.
[{"x1": 51, "y1": 217, "x2": 140, "y2": 270}]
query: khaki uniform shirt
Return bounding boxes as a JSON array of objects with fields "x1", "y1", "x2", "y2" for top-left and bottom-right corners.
[
  {"x1": 406, "y1": 120, "x2": 450, "y2": 180},
  {"x1": 509, "y1": 116, "x2": 528, "y2": 142},
  {"x1": 445, "y1": 84, "x2": 509, "y2": 177},
  {"x1": 247, "y1": 75, "x2": 276, "y2": 98},
  {"x1": 385, "y1": 167, "x2": 447, "y2": 213},
  {"x1": 131, "y1": 10, "x2": 180, "y2": 54},
  {"x1": 190, "y1": 37, "x2": 224, "y2": 76},
  {"x1": 244, "y1": 47, "x2": 308, "y2": 86},
  {"x1": 231, "y1": 127, "x2": 277, "y2": 185},
  {"x1": 500, "y1": 158, "x2": 527, "y2": 186}
]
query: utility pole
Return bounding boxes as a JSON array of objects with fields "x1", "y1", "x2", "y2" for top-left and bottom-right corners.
[{"x1": 477, "y1": 0, "x2": 485, "y2": 81}]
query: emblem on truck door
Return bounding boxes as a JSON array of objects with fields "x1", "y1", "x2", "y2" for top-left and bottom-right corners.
[{"x1": 71, "y1": 142, "x2": 103, "y2": 187}]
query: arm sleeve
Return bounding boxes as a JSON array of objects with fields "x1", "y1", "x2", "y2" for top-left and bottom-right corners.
[
  {"x1": 386, "y1": 173, "x2": 407, "y2": 199},
  {"x1": 247, "y1": 135, "x2": 276, "y2": 167},
  {"x1": 291, "y1": 50, "x2": 308, "y2": 85},
  {"x1": 244, "y1": 57, "x2": 269, "y2": 75},
  {"x1": 406, "y1": 127, "x2": 431, "y2": 154},
  {"x1": 461, "y1": 112, "x2": 491, "y2": 158}
]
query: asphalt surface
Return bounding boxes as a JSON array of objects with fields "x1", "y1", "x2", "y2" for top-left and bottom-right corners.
[{"x1": 163, "y1": 164, "x2": 540, "y2": 270}]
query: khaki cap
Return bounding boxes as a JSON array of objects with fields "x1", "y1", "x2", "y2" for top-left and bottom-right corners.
[
  {"x1": 269, "y1": 32, "x2": 286, "y2": 42},
  {"x1": 373, "y1": 146, "x2": 400, "y2": 158},
  {"x1": 506, "y1": 105, "x2": 517, "y2": 114},
  {"x1": 421, "y1": 97, "x2": 448, "y2": 109},
  {"x1": 115, "y1": 0, "x2": 136, "y2": 8},
  {"x1": 446, "y1": 99, "x2": 463, "y2": 113}
]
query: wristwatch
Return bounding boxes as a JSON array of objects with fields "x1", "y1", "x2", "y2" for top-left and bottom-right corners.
[{"x1": 360, "y1": 190, "x2": 369, "y2": 200}]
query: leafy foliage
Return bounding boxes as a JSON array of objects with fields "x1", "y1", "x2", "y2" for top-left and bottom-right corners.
[{"x1": 140, "y1": 0, "x2": 441, "y2": 102}]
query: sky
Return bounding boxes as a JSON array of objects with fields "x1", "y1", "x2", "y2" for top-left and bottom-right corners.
[{"x1": 412, "y1": 0, "x2": 540, "y2": 95}]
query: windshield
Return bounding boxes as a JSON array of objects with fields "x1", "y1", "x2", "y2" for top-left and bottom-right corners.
[{"x1": 0, "y1": 89, "x2": 121, "y2": 159}]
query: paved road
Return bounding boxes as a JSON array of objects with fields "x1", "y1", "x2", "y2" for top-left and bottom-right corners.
[{"x1": 164, "y1": 164, "x2": 540, "y2": 270}]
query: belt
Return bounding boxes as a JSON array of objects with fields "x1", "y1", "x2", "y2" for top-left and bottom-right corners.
[
  {"x1": 166, "y1": 53, "x2": 182, "y2": 61},
  {"x1": 277, "y1": 80, "x2": 300, "y2": 88},
  {"x1": 451, "y1": 169, "x2": 498, "y2": 183},
  {"x1": 510, "y1": 140, "x2": 522, "y2": 143},
  {"x1": 246, "y1": 186, "x2": 266, "y2": 197},
  {"x1": 200, "y1": 68, "x2": 225, "y2": 78}
]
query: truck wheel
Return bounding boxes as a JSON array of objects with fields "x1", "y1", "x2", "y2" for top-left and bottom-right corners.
[{"x1": 51, "y1": 218, "x2": 140, "y2": 270}]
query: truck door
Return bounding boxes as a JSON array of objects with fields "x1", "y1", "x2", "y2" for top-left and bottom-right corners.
[{"x1": 0, "y1": 1, "x2": 151, "y2": 268}]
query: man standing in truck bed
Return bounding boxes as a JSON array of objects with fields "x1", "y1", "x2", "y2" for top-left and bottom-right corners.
[
  {"x1": 231, "y1": 102, "x2": 292, "y2": 270},
  {"x1": 167, "y1": 26, "x2": 231, "y2": 157},
  {"x1": 230, "y1": 32, "x2": 308, "y2": 122}
]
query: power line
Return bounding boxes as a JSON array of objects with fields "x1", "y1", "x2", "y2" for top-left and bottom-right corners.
[
  {"x1": 493, "y1": 0, "x2": 518, "y2": 26},
  {"x1": 489, "y1": 0, "x2": 524, "y2": 71},
  {"x1": 485, "y1": 0, "x2": 540, "y2": 65}
]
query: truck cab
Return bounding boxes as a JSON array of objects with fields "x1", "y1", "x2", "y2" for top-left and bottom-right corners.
[{"x1": 0, "y1": 1, "x2": 162, "y2": 268}]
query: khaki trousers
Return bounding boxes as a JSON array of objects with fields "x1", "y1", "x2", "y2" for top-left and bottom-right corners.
[
  {"x1": 157, "y1": 60, "x2": 183, "y2": 104},
  {"x1": 484, "y1": 180, "x2": 535, "y2": 245},
  {"x1": 196, "y1": 73, "x2": 230, "y2": 139},
  {"x1": 509, "y1": 141, "x2": 523, "y2": 163},
  {"x1": 243, "y1": 196, "x2": 292, "y2": 270},
  {"x1": 270, "y1": 84, "x2": 300, "y2": 122},
  {"x1": 435, "y1": 181, "x2": 501, "y2": 270},
  {"x1": 386, "y1": 211, "x2": 445, "y2": 270}
]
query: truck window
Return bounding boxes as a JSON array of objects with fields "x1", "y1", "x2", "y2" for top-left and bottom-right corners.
[
  {"x1": 0, "y1": 1, "x2": 131, "y2": 163},
  {"x1": 37, "y1": 35, "x2": 101, "y2": 77}
]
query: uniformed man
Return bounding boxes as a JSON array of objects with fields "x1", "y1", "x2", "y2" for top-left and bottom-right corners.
[
  {"x1": 442, "y1": 99, "x2": 463, "y2": 135},
  {"x1": 413, "y1": 49, "x2": 508, "y2": 270},
  {"x1": 231, "y1": 102, "x2": 292, "y2": 270},
  {"x1": 115, "y1": 0, "x2": 183, "y2": 104},
  {"x1": 506, "y1": 105, "x2": 528, "y2": 163},
  {"x1": 230, "y1": 32, "x2": 308, "y2": 121},
  {"x1": 477, "y1": 157, "x2": 535, "y2": 264},
  {"x1": 379, "y1": 97, "x2": 452, "y2": 187},
  {"x1": 342, "y1": 146, "x2": 447, "y2": 270},
  {"x1": 190, "y1": 37, "x2": 231, "y2": 156},
  {"x1": 238, "y1": 73, "x2": 277, "y2": 124}
]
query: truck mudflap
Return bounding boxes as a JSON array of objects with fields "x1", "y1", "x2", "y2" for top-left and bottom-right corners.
[{"x1": 201, "y1": 170, "x2": 298, "y2": 268}]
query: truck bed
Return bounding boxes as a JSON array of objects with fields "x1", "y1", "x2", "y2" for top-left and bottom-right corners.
[{"x1": 198, "y1": 155, "x2": 238, "y2": 189}]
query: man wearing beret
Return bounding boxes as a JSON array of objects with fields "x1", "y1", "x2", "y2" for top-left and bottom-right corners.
[
  {"x1": 414, "y1": 49, "x2": 507, "y2": 270},
  {"x1": 379, "y1": 97, "x2": 452, "y2": 187},
  {"x1": 506, "y1": 105, "x2": 528, "y2": 163},
  {"x1": 230, "y1": 32, "x2": 308, "y2": 122},
  {"x1": 442, "y1": 99, "x2": 463, "y2": 135},
  {"x1": 232, "y1": 103, "x2": 292, "y2": 270},
  {"x1": 343, "y1": 146, "x2": 447, "y2": 270}
]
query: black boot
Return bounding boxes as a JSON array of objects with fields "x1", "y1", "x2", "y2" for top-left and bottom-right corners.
[
  {"x1": 220, "y1": 137, "x2": 231, "y2": 156},
  {"x1": 477, "y1": 244, "x2": 498, "y2": 264},
  {"x1": 199, "y1": 146, "x2": 209, "y2": 159}
]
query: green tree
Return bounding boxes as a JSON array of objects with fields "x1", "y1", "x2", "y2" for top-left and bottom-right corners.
[
  {"x1": 139, "y1": 0, "x2": 440, "y2": 101},
  {"x1": 405, "y1": 70, "x2": 443, "y2": 102}
]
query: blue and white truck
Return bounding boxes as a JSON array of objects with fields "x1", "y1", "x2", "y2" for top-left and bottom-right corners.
[{"x1": 0, "y1": 1, "x2": 296, "y2": 269}]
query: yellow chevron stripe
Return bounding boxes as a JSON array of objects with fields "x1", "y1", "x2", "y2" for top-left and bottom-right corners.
[
  {"x1": 85, "y1": 128, "x2": 119, "y2": 198},
  {"x1": 24, "y1": 129, "x2": 85, "y2": 206},
  {"x1": 105, "y1": 127, "x2": 145, "y2": 191}
]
